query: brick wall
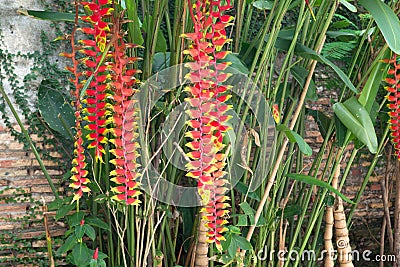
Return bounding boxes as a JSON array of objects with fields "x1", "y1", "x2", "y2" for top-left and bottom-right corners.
[{"x1": 0, "y1": 123, "x2": 66, "y2": 266}]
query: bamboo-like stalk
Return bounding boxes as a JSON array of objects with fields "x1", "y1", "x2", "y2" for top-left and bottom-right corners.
[
  {"x1": 324, "y1": 163, "x2": 339, "y2": 267},
  {"x1": 333, "y1": 163, "x2": 354, "y2": 267},
  {"x1": 195, "y1": 212, "x2": 209, "y2": 267}
]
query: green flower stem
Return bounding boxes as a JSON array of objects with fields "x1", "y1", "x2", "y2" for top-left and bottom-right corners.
[
  {"x1": 245, "y1": 35, "x2": 327, "y2": 245},
  {"x1": 0, "y1": 84, "x2": 60, "y2": 199}
]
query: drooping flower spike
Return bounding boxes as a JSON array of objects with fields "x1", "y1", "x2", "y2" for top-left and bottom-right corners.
[
  {"x1": 183, "y1": 0, "x2": 234, "y2": 251},
  {"x1": 383, "y1": 54, "x2": 400, "y2": 159},
  {"x1": 61, "y1": 2, "x2": 91, "y2": 202},
  {"x1": 108, "y1": 18, "x2": 142, "y2": 206},
  {"x1": 79, "y1": 0, "x2": 114, "y2": 163}
]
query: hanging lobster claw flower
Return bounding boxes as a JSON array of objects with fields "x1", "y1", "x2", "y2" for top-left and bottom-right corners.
[
  {"x1": 384, "y1": 54, "x2": 400, "y2": 160},
  {"x1": 183, "y1": 0, "x2": 234, "y2": 252}
]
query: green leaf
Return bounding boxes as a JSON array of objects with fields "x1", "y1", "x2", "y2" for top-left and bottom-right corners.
[
  {"x1": 18, "y1": 9, "x2": 78, "y2": 22},
  {"x1": 221, "y1": 234, "x2": 233, "y2": 256},
  {"x1": 287, "y1": 174, "x2": 355, "y2": 204},
  {"x1": 333, "y1": 97, "x2": 378, "y2": 153},
  {"x1": 89, "y1": 259, "x2": 98, "y2": 267},
  {"x1": 339, "y1": 0, "x2": 357, "y2": 13},
  {"x1": 236, "y1": 215, "x2": 248, "y2": 226},
  {"x1": 239, "y1": 202, "x2": 266, "y2": 226},
  {"x1": 326, "y1": 30, "x2": 357, "y2": 39},
  {"x1": 125, "y1": 0, "x2": 144, "y2": 45},
  {"x1": 62, "y1": 170, "x2": 72, "y2": 182},
  {"x1": 55, "y1": 203, "x2": 75, "y2": 220},
  {"x1": 47, "y1": 198, "x2": 65, "y2": 211},
  {"x1": 277, "y1": 124, "x2": 312, "y2": 156},
  {"x1": 360, "y1": 0, "x2": 400, "y2": 54},
  {"x1": 235, "y1": 181, "x2": 260, "y2": 201},
  {"x1": 235, "y1": 235, "x2": 253, "y2": 251},
  {"x1": 152, "y1": 52, "x2": 171, "y2": 73},
  {"x1": 69, "y1": 211, "x2": 85, "y2": 227},
  {"x1": 358, "y1": 49, "x2": 390, "y2": 113},
  {"x1": 239, "y1": 202, "x2": 255, "y2": 216},
  {"x1": 38, "y1": 80, "x2": 75, "y2": 140},
  {"x1": 334, "y1": 114, "x2": 347, "y2": 147},
  {"x1": 71, "y1": 243, "x2": 91, "y2": 266},
  {"x1": 86, "y1": 217, "x2": 110, "y2": 231},
  {"x1": 84, "y1": 225, "x2": 96, "y2": 241},
  {"x1": 229, "y1": 225, "x2": 241, "y2": 234},
  {"x1": 273, "y1": 38, "x2": 357, "y2": 93},
  {"x1": 276, "y1": 205, "x2": 302, "y2": 219},
  {"x1": 56, "y1": 234, "x2": 77, "y2": 255},
  {"x1": 219, "y1": 53, "x2": 249, "y2": 75},
  {"x1": 290, "y1": 66, "x2": 317, "y2": 100},
  {"x1": 228, "y1": 237, "x2": 238, "y2": 258},
  {"x1": 75, "y1": 225, "x2": 85, "y2": 240},
  {"x1": 253, "y1": 0, "x2": 274, "y2": 10}
]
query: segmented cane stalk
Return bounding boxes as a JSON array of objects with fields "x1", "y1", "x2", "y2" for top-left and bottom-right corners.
[
  {"x1": 324, "y1": 164, "x2": 338, "y2": 267},
  {"x1": 333, "y1": 163, "x2": 354, "y2": 267}
]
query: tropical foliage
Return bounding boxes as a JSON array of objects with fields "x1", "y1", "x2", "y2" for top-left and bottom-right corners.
[{"x1": 1, "y1": 0, "x2": 400, "y2": 266}]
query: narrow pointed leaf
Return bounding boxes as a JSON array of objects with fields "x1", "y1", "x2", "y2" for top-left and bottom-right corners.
[
  {"x1": 358, "y1": 48, "x2": 390, "y2": 113},
  {"x1": 339, "y1": 0, "x2": 357, "y2": 12},
  {"x1": 287, "y1": 173, "x2": 355, "y2": 204},
  {"x1": 277, "y1": 124, "x2": 312, "y2": 156},
  {"x1": 291, "y1": 66, "x2": 317, "y2": 100},
  {"x1": 125, "y1": 0, "x2": 144, "y2": 45},
  {"x1": 360, "y1": 0, "x2": 400, "y2": 54},
  {"x1": 18, "y1": 9, "x2": 79, "y2": 22},
  {"x1": 273, "y1": 37, "x2": 357, "y2": 93}
]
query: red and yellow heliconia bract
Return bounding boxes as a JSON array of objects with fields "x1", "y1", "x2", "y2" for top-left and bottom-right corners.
[
  {"x1": 183, "y1": 0, "x2": 234, "y2": 251},
  {"x1": 272, "y1": 104, "x2": 280, "y2": 124},
  {"x1": 383, "y1": 54, "x2": 400, "y2": 160},
  {"x1": 63, "y1": 0, "x2": 142, "y2": 204},
  {"x1": 108, "y1": 26, "x2": 142, "y2": 206},
  {"x1": 80, "y1": 0, "x2": 114, "y2": 163},
  {"x1": 69, "y1": 118, "x2": 90, "y2": 202}
]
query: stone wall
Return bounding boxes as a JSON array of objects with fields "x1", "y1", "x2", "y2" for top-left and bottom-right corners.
[{"x1": 0, "y1": 0, "x2": 68, "y2": 265}]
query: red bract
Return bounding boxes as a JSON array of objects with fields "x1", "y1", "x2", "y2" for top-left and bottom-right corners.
[
  {"x1": 108, "y1": 30, "x2": 142, "y2": 206},
  {"x1": 93, "y1": 247, "x2": 99, "y2": 260},
  {"x1": 81, "y1": 0, "x2": 113, "y2": 52},
  {"x1": 79, "y1": 0, "x2": 113, "y2": 163},
  {"x1": 384, "y1": 54, "x2": 400, "y2": 159},
  {"x1": 61, "y1": 3, "x2": 90, "y2": 202},
  {"x1": 69, "y1": 122, "x2": 90, "y2": 202},
  {"x1": 183, "y1": 0, "x2": 233, "y2": 252}
]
